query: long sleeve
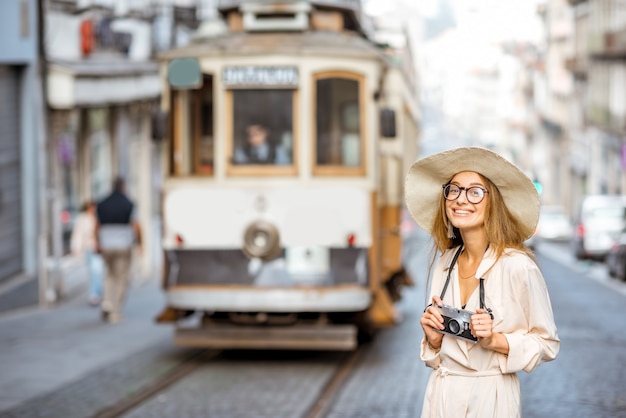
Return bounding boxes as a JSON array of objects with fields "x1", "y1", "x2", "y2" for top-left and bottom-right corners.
[
  {"x1": 420, "y1": 337, "x2": 442, "y2": 369},
  {"x1": 497, "y1": 257, "x2": 560, "y2": 374}
]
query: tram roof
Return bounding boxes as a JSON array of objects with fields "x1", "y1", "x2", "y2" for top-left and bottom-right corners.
[{"x1": 157, "y1": 31, "x2": 390, "y2": 64}]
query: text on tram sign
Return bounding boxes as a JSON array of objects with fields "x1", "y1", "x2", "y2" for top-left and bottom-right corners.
[{"x1": 223, "y1": 66, "x2": 299, "y2": 88}]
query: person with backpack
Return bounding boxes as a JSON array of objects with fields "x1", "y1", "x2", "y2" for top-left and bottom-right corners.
[{"x1": 95, "y1": 177, "x2": 142, "y2": 324}]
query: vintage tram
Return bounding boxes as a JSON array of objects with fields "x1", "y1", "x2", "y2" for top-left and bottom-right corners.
[{"x1": 155, "y1": 0, "x2": 420, "y2": 350}]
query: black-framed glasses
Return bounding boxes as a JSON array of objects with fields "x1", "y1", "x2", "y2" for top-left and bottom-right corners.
[{"x1": 442, "y1": 184, "x2": 489, "y2": 204}]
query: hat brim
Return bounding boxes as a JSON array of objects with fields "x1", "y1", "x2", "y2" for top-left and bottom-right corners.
[{"x1": 404, "y1": 147, "x2": 539, "y2": 240}]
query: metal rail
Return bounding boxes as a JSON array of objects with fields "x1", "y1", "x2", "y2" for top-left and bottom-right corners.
[
  {"x1": 302, "y1": 344, "x2": 366, "y2": 418},
  {"x1": 90, "y1": 343, "x2": 364, "y2": 418},
  {"x1": 90, "y1": 349, "x2": 216, "y2": 418}
]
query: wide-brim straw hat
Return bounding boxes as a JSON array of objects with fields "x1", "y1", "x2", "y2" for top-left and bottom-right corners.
[{"x1": 404, "y1": 147, "x2": 539, "y2": 240}]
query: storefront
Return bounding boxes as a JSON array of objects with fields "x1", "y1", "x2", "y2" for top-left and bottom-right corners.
[
  {"x1": 46, "y1": 59, "x2": 161, "y2": 274},
  {"x1": 0, "y1": 65, "x2": 23, "y2": 283}
]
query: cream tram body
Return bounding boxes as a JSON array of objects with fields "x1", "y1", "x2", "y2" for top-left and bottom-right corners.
[{"x1": 156, "y1": 4, "x2": 419, "y2": 350}]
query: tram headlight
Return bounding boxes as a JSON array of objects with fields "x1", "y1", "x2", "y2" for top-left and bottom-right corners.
[{"x1": 242, "y1": 221, "x2": 281, "y2": 261}]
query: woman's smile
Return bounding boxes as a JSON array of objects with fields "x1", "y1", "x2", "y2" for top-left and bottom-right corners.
[{"x1": 446, "y1": 171, "x2": 486, "y2": 229}]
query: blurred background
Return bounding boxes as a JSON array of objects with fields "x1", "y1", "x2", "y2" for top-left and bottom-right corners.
[
  {"x1": 2, "y1": 1, "x2": 626, "y2": 417},
  {"x1": 2, "y1": 0, "x2": 625, "y2": 312}
]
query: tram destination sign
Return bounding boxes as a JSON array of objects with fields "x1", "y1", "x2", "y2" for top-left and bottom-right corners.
[{"x1": 223, "y1": 66, "x2": 299, "y2": 88}]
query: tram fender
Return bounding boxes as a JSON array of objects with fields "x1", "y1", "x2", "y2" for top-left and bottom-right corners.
[
  {"x1": 368, "y1": 287, "x2": 401, "y2": 326},
  {"x1": 155, "y1": 306, "x2": 192, "y2": 323}
]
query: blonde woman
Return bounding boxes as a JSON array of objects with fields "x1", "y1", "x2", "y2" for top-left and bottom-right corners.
[{"x1": 405, "y1": 147, "x2": 560, "y2": 418}]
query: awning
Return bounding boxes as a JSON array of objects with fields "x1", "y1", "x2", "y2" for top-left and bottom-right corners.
[{"x1": 46, "y1": 58, "x2": 161, "y2": 109}]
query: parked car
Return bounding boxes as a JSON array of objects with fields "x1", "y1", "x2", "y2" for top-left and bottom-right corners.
[
  {"x1": 535, "y1": 205, "x2": 573, "y2": 242},
  {"x1": 573, "y1": 195, "x2": 626, "y2": 260},
  {"x1": 606, "y1": 229, "x2": 626, "y2": 281}
]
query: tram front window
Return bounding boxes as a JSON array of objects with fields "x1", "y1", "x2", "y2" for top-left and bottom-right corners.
[
  {"x1": 231, "y1": 89, "x2": 294, "y2": 166},
  {"x1": 315, "y1": 75, "x2": 362, "y2": 170}
]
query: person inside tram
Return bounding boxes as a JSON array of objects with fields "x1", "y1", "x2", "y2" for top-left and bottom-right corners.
[
  {"x1": 404, "y1": 147, "x2": 560, "y2": 418},
  {"x1": 233, "y1": 124, "x2": 290, "y2": 165}
]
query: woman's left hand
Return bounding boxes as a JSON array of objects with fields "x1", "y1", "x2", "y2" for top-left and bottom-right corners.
[
  {"x1": 471, "y1": 309, "x2": 510, "y2": 354},
  {"x1": 471, "y1": 308, "x2": 494, "y2": 348}
]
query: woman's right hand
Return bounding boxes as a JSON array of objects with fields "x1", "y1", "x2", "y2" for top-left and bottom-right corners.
[{"x1": 420, "y1": 296, "x2": 445, "y2": 349}]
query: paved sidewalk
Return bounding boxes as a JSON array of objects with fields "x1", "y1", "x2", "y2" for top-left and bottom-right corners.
[{"x1": 0, "y1": 277, "x2": 173, "y2": 414}]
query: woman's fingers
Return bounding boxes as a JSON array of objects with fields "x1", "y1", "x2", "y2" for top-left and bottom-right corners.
[{"x1": 424, "y1": 305, "x2": 444, "y2": 330}]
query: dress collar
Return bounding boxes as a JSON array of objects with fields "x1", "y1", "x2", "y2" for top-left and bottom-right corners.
[{"x1": 475, "y1": 245, "x2": 498, "y2": 279}]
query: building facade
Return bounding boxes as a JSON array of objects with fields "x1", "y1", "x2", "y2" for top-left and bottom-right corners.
[
  {"x1": 538, "y1": 0, "x2": 626, "y2": 219},
  {"x1": 0, "y1": 0, "x2": 207, "y2": 312},
  {"x1": 41, "y1": 0, "x2": 196, "y2": 301},
  {"x1": 0, "y1": 0, "x2": 46, "y2": 311}
]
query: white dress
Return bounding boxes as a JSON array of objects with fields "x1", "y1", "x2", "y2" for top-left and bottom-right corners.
[{"x1": 420, "y1": 246, "x2": 560, "y2": 418}]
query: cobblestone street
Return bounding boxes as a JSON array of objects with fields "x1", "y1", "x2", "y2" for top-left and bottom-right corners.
[{"x1": 1, "y1": 231, "x2": 626, "y2": 417}]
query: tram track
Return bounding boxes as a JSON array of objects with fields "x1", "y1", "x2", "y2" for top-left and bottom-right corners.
[
  {"x1": 91, "y1": 349, "x2": 217, "y2": 418},
  {"x1": 302, "y1": 344, "x2": 366, "y2": 418},
  {"x1": 89, "y1": 343, "x2": 365, "y2": 418}
]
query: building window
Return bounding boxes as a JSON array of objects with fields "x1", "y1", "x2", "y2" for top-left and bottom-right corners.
[
  {"x1": 227, "y1": 89, "x2": 296, "y2": 175},
  {"x1": 314, "y1": 72, "x2": 365, "y2": 176}
]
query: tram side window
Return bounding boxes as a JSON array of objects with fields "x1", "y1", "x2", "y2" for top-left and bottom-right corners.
[
  {"x1": 231, "y1": 89, "x2": 294, "y2": 166},
  {"x1": 315, "y1": 75, "x2": 363, "y2": 171},
  {"x1": 194, "y1": 75, "x2": 214, "y2": 174},
  {"x1": 169, "y1": 75, "x2": 214, "y2": 176}
]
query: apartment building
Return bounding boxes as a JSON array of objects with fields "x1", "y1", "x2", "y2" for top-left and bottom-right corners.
[{"x1": 538, "y1": 0, "x2": 626, "y2": 218}]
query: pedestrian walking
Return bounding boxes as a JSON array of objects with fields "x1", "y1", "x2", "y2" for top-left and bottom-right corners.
[
  {"x1": 405, "y1": 147, "x2": 560, "y2": 418},
  {"x1": 95, "y1": 177, "x2": 142, "y2": 324},
  {"x1": 70, "y1": 200, "x2": 104, "y2": 306}
]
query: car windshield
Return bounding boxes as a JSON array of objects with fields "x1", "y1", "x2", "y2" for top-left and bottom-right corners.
[{"x1": 587, "y1": 206, "x2": 624, "y2": 219}]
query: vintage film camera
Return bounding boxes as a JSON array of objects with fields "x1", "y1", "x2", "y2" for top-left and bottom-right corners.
[{"x1": 435, "y1": 304, "x2": 477, "y2": 343}]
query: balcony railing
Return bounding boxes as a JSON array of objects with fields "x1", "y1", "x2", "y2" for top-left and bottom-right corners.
[
  {"x1": 589, "y1": 29, "x2": 626, "y2": 58},
  {"x1": 605, "y1": 28, "x2": 626, "y2": 56}
]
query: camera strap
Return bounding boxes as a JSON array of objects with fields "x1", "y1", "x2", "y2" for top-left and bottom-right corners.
[
  {"x1": 439, "y1": 246, "x2": 463, "y2": 301},
  {"x1": 439, "y1": 246, "x2": 493, "y2": 317}
]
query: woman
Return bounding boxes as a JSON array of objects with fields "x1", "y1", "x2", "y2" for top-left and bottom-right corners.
[
  {"x1": 404, "y1": 147, "x2": 560, "y2": 418},
  {"x1": 71, "y1": 200, "x2": 104, "y2": 306}
]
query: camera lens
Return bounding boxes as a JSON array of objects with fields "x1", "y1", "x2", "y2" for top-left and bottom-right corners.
[{"x1": 449, "y1": 319, "x2": 460, "y2": 334}]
